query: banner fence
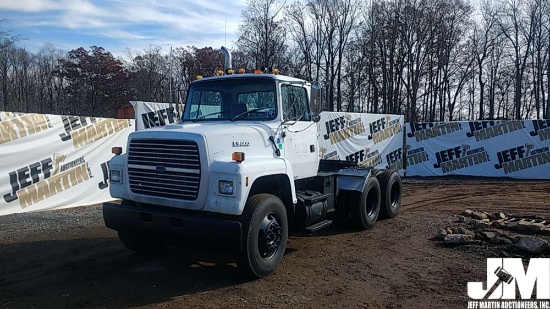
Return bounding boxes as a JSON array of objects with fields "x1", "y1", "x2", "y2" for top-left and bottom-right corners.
[
  {"x1": 130, "y1": 101, "x2": 181, "y2": 130},
  {"x1": 319, "y1": 112, "x2": 405, "y2": 175},
  {"x1": 2, "y1": 106, "x2": 549, "y2": 217},
  {"x1": 405, "y1": 120, "x2": 550, "y2": 179},
  {"x1": 0, "y1": 111, "x2": 134, "y2": 216}
]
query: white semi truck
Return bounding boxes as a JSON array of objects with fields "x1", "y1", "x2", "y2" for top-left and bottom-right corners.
[{"x1": 103, "y1": 48, "x2": 402, "y2": 277}]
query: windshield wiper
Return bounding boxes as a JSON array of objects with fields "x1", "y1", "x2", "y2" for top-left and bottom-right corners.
[
  {"x1": 193, "y1": 111, "x2": 229, "y2": 122},
  {"x1": 231, "y1": 108, "x2": 270, "y2": 121}
]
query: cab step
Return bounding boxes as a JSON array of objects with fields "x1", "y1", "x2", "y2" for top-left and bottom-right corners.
[{"x1": 304, "y1": 220, "x2": 333, "y2": 233}]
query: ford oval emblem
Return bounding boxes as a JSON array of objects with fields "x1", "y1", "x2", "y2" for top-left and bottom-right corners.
[{"x1": 156, "y1": 165, "x2": 167, "y2": 173}]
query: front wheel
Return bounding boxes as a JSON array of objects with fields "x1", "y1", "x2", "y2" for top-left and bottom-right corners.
[{"x1": 237, "y1": 194, "x2": 288, "y2": 278}]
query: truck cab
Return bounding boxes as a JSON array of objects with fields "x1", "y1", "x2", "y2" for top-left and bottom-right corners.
[{"x1": 103, "y1": 51, "x2": 402, "y2": 277}]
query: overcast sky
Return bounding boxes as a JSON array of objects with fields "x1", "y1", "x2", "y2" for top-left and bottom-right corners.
[{"x1": 0, "y1": 0, "x2": 247, "y2": 57}]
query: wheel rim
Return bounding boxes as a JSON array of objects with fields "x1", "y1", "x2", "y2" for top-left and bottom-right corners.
[{"x1": 258, "y1": 213, "x2": 282, "y2": 260}]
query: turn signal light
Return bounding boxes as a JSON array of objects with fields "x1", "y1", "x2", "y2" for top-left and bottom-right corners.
[
  {"x1": 238, "y1": 68, "x2": 245, "y2": 74},
  {"x1": 232, "y1": 152, "x2": 245, "y2": 162},
  {"x1": 217, "y1": 70, "x2": 223, "y2": 75},
  {"x1": 112, "y1": 147, "x2": 122, "y2": 155}
]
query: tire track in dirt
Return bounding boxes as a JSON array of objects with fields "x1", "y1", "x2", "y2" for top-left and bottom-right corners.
[
  {"x1": 401, "y1": 180, "x2": 550, "y2": 217},
  {"x1": 402, "y1": 195, "x2": 474, "y2": 212}
]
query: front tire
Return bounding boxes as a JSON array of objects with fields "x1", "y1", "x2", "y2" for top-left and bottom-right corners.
[{"x1": 237, "y1": 194, "x2": 288, "y2": 278}]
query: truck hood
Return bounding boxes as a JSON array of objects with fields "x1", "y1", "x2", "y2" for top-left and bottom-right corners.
[{"x1": 130, "y1": 122, "x2": 279, "y2": 163}]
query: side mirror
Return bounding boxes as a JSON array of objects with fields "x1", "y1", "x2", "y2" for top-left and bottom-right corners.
[{"x1": 310, "y1": 84, "x2": 321, "y2": 114}]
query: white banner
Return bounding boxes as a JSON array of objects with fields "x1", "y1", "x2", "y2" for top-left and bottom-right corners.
[
  {"x1": 130, "y1": 101, "x2": 181, "y2": 130},
  {"x1": 318, "y1": 112, "x2": 405, "y2": 174},
  {"x1": 0, "y1": 112, "x2": 134, "y2": 216},
  {"x1": 405, "y1": 120, "x2": 550, "y2": 179}
]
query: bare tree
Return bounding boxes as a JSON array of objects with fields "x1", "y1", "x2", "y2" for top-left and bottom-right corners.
[
  {"x1": 124, "y1": 46, "x2": 170, "y2": 103},
  {"x1": 438, "y1": 0, "x2": 474, "y2": 121},
  {"x1": 497, "y1": 0, "x2": 536, "y2": 119},
  {"x1": 0, "y1": 20, "x2": 22, "y2": 112},
  {"x1": 471, "y1": 1, "x2": 502, "y2": 119},
  {"x1": 286, "y1": 0, "x2": 330, "y2": 107},
  {"x1": 400, "y1": 0, "x2": 436, "y2": 123},
  {"x1": 332, "y1": 0, "x2": 361, "y2": 111},
  {"x1": 366, "y1": 0, "x2": 407, "y2": 116},
  {"x1": 286, "y1": 2, "x2": 315, "y2": 80},
  {"x1": 237, "y1": 0, "x2": 287, "y2": 70},
  {"x1": 34, "y1": 44, "x2": 66, "y2": 114},
  {"x1": 529, "y1": 0, "x2": 549, "y2": 118},
  {"x1": 10, "y1": 48, "x2": 33, "y2": 112}
]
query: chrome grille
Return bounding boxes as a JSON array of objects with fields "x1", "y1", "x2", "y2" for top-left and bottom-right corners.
[{"x1": 128, "y1": 139, "x2": 200, "y2": 200}]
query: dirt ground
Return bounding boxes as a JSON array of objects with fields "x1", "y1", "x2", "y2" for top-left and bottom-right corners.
[{"x1": 0, "y1": 178, "x2": 549, "y2": 309}]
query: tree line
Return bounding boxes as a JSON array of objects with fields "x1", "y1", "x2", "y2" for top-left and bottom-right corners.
[{"x1": 0, "y1": 0, "x2": 549, "y2": 122}]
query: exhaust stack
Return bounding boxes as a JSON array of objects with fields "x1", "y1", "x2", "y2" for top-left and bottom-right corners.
[{"x1": 221, "y1": 46, "x2": 232, "y2": 71}]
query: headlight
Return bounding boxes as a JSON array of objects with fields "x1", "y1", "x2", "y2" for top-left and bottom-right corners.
[
  {"x1": 110, "y1": 169, "x2": 122, "y2": 184},
  {"x1": 218, "y1": 179, "x2": 236, "y2": 196}
]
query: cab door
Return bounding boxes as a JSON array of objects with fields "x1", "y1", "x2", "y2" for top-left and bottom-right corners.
[{"x1": 280, "y1": 84, "x2": 319, "y2": 180}]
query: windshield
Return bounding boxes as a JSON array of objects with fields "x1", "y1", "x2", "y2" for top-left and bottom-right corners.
[{"x1": 183, "y1": 78, "x2": 277, "y2": 121}]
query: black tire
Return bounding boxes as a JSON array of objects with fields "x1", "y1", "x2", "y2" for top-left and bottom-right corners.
[
  {"x1": 377, "y1": 170, "x2": 402, "y2": 219},
  {"x1": 237, "y1": 194, "x2": 288, "y2": 278},
  {"x1": 351, "y1": 176, "x2": 381, "y2": 230},
  {"x1": 118, "y1": 231, "x2": 164, "y2": 253}
]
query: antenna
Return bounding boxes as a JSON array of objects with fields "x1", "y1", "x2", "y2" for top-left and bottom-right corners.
[{"x1": 225, "y1": 18, "x2": 227, "y2": 46}]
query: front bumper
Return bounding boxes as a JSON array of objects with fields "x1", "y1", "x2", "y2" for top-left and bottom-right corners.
[{"x1": 103, "y1": 202, "x2": 242, "y2": 251}]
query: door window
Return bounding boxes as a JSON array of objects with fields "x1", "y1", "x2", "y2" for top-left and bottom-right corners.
[{"x1": 281, "y1": 85, "x2": 310, "y2": 121}]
